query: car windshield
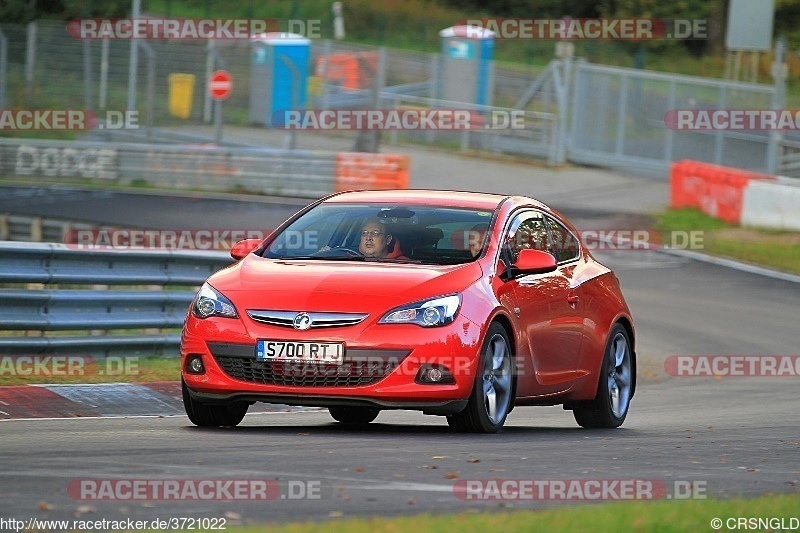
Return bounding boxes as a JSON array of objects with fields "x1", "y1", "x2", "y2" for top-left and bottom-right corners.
[{"x1": 263, "y1": 203, "x2": 496, "y2": 265}]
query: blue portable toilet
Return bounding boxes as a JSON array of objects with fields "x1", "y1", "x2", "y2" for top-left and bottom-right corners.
[
  {"x1": 249, "y1": 32, "x2": 311, "y2": 126},
  {"x1": 437, "y1": 25, "x2": 495, "y2": 106}
]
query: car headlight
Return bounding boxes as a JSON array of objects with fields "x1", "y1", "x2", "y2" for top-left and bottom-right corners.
[
  {"x1": 379, "y1": 294, "x2": 461, "y2": 327},
  {"x1": 192, "y1": 283, "x2": 238, "y2": 319}
]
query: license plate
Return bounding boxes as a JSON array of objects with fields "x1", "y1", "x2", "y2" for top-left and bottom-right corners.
[{"x1": 256, "y1": 340, "x2": 345, "y2": 364}]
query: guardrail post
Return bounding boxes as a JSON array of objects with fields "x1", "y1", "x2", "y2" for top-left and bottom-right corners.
[{"x1": 30, "y1": 217, "x2": 42, "y2": 242}]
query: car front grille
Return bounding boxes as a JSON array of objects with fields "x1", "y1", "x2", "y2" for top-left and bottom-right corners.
[
  {"x1": 214, "y1": 357, "x2": 402, "y2": 387},
  {"x1": 207, "y1": 343, "x2": 410, "y2": 388}
]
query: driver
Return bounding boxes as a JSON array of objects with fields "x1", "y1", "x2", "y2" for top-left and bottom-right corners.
[{"x1": 358, "y1": 219, "x2": 393, "y2": 258}]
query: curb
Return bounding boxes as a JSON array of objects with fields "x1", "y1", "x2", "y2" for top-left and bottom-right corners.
[{"x1": 0, "y1": 382, "x2": 305, "y2": 420}]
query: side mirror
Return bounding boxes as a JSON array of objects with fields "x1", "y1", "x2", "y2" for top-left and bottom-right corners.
[
  {"x1": 230, "y1": 238, "x2": 262, "y2": 260},
  {"x1": 512, "y1": 248, "x2": 557, "y2": 275}
]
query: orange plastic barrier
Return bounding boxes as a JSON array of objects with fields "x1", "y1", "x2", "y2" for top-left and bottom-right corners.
[
  {"x1": 669, "y1": 160, "x2": 775, "y2": 223},
  {"x1": 334, "y1": 153, "x2": 410, "y2": 192},
  {"x1": 316, "y1": 52, "x2": 378, "y2": 90}
]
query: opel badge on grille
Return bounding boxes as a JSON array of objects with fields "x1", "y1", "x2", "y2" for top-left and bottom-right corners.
[{"x1": 293, "y1": 312, "x2": 312, "y2": 331}]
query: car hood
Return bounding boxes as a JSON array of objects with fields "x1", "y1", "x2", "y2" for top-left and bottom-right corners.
[{"x1": 207, "y1": 256, "x2": 484, "y2": 311}]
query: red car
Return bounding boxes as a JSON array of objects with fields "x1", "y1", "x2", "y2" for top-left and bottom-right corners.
[{"x1": 181, "y1": 190, "x2": 635, "y2": 433}]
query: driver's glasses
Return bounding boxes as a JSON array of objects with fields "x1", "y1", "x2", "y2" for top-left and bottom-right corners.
[{"x1": 361, "y1": 230, "x2": 384, "y2": 239}]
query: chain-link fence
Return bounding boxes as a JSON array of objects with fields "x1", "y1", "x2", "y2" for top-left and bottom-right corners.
[
  {"x1": 0, "y1": 21, "x2": 559, "y2": 162},
  {"x1": 0, "y1": 22, "x2": 549, "y2": 124},
  {"x1": 3, "y1": 20, "x2": 793, "y2": 175}
]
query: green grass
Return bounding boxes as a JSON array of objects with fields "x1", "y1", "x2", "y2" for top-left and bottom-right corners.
[
  {"x1": 654, "y1": 208, "x2": 800, "y2": 275},
  {"x1": 0, "y1": 356, "x2": 180, "y2": 386},
  {"x1": 653, "y1": 207, "x2": 732, "y2": 232},
  {"x1": 191, "y1": 494, "x2": 798, "y2": 533}
]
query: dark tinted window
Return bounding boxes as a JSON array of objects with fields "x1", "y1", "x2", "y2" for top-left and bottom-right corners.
[
  {"x1": 501, "y1": 212, "x2": 553, "y2": 264},
  {"x1": 544, "y1": 215, "x2": 580, "y2": 263}
]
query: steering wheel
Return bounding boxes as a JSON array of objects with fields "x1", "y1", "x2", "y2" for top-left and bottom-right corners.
[{"x1": 312, "y1": 247, "x2": 364, "y2": 258}]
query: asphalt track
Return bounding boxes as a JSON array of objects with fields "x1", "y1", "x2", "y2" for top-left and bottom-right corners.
[
  {"x1": 0, "y1": 377, "x2": 798, "y2": 524},
  {"x1": 0, "y1": 188, "x2": 798, "y2": 525}
]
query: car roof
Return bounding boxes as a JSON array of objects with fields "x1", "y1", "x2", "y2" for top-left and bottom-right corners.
[{"x1": 325, "y1": 189, "x2": 548, "y2": 211}]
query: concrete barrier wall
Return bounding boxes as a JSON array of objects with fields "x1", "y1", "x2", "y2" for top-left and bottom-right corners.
[
  {"x1": 670, "y1": 160, "x2": 800, "y2": 231},
  {"x1": 741, "y1": 180, "x2": 800, "y2": 231},
  {"x1": 670, "y1": 160, "x2": 775, "y2": 223}
]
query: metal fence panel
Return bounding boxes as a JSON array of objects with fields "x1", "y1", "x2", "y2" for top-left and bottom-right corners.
[{"x1": 569, "y1": 62, "x2": 778, "y2": 176}]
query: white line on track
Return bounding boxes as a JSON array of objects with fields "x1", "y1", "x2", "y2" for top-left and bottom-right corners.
[{"x1": 659, "y1": 248, "x2": 800, "y2": 284}]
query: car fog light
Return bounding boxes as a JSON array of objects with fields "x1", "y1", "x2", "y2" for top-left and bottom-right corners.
[
  {"x1": 416, "y1": 365, "x2": 455, "y2": 384},
  {"x1": 186, "y1": 355, "x2": 205, "y2": 375}
]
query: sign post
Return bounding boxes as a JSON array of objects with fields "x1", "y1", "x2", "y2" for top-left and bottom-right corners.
[{"x1": 209, "y1": 70, "x2": 232, "y2": 145}]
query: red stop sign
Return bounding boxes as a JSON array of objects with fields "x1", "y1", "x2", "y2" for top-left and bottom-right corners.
[{"x1": 209, "y1": 70, "x2": 232, "y2": 100}]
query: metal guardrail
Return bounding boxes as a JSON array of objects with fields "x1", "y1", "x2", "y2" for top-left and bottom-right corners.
[
  {"x1": 0, "y1": 241, "x2": 232, "y2": 356},
  {"x1": 0, "y1": 214, "x2": 109, "y2": 243},
  {"x1": 0, "y1": 138, "x2": 338, "y2": 198}
]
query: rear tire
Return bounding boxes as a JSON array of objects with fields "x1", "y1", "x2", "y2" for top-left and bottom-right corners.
[
  {"x1": 182, "y1": 379, "x2": 248, "y2": 427},
  {"x1": 447, "y1": 323, "x2": 514, "y2": 433},
  {"x1": 328, "y1": 406, "x2": 379, "y2": 425},
  {"x1": 573, "y1": 324, "x2": 634, "y2": 429}
]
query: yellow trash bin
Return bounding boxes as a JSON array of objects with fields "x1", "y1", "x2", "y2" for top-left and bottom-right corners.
[{"x1": 168, "y1": 73, "x2": 196, "y2": 119}]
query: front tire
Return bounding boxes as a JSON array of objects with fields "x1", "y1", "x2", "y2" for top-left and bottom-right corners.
[
  {"x1": 328, "y1": 406, "x2": 379, "y2": 425},
  {"x1": 182, "y1": 379, "x2": 248, "y2": 427},
  {"x1": 573, "y1": 324, "x2": 634, "y2": 429},
  {"x1": 447, "y1": 322, "x2": 514, "y2": 433}
]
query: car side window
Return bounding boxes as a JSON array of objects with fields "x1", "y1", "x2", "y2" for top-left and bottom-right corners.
[
  {"x1": 544, "y1": 214, "x2": 580, "y2": 263},
  {"x1": 502, "y1": 212, "x2": 553, "y2": 264}
]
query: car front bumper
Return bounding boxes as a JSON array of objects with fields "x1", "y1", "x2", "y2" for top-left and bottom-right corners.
[{"x1": 180, "y1": 315, "x2": 485, "y2": 411}]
